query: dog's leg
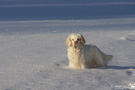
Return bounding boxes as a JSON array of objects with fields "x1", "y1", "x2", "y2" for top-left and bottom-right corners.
[{"x1": 95, "y1": 56, "x2": 107, "y2": 67}]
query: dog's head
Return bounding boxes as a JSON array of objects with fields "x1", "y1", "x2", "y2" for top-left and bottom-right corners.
[{"x1": 66, "y1": 33, "x2": 85, "y2": 49}]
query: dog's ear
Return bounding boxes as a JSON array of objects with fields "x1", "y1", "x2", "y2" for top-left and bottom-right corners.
[
  {"x1": 77, "y1": 34, "x2": 85, "y2": 45},
  {"x1": 65, "y1": 35, "x2": 72, "y2": 47}
]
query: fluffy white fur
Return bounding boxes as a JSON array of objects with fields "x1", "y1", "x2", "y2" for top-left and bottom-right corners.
[{"x1": 66, "y1": 33, "x2": 113, "y2": 69}]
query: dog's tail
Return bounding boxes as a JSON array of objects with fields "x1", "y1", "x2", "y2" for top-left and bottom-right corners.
[
  {"x1": 94, "y1": 46, "x2": 113, "y2": 63},
  {"x1": 104, "y1": 55, "x2": 113, "y2": 62}
]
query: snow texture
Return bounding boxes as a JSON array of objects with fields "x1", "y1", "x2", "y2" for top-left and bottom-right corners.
[{"x1": 0, "y1": 0, "x2": 135, "y2": 90}]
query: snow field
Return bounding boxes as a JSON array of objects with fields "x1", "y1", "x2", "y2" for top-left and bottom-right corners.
[{"x1": 0, "y1": 17, "x2": 135, "y2": 90}]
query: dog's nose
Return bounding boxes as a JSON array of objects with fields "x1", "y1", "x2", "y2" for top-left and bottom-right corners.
[{"x1": 74, "y1": 41, "x2": 78, "y2": 44}]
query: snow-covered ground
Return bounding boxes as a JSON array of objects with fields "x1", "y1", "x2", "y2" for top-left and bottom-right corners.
[
  {"x1": 0, "y1": 0, "x2": 135, "y2": 90},
  {"x1": 0, "y1": 18, "x2": 135, "y2": 90}
]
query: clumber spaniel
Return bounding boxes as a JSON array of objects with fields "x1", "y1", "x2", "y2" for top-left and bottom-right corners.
[{"x1": 66, "y1": 33, "x2": 113, "y2": 68}]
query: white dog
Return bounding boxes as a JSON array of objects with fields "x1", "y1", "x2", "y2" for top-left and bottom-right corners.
[{"x1": 66, "y1": 33, "x2": 113, "y2": 68}]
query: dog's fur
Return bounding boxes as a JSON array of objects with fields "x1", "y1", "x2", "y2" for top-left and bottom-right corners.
[{"x1": 66, "y1": 33, "x2": 113, "y2": 68}]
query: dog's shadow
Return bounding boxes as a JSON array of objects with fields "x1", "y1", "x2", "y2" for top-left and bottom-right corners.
[{"x1": 108, "y1": 65, "x2": 135, "y2": 70}]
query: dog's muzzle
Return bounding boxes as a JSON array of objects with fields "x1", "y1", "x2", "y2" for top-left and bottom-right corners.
[{"x1": 74, "y1": 41, "x2": 78, "y2": 49}]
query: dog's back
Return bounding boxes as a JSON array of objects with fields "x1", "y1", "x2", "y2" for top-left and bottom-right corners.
[{"x1": 82, "y1": 44, "x2": 113, "y2": 68}]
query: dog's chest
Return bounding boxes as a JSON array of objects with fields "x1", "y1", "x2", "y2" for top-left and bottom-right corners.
[{"x1": 68, "y1": 48, "x2": 83, "y2": 60}]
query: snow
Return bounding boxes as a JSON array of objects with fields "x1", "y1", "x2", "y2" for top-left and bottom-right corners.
[
  {"x1": 0, "y1": 18, "x2": 135, "y2": 90},
  {"x1": 0, "y1": 0, "x2": 135, "y2": 90}
]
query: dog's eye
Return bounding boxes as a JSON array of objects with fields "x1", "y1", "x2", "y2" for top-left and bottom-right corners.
[{"x1": 77, "y1": 38, "x2": 80, "y2": 41}]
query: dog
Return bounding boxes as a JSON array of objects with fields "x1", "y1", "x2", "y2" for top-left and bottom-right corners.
[{"x1": 65, "y1": 33, "x2": 113, "y2": 68}]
